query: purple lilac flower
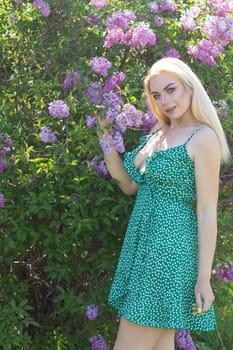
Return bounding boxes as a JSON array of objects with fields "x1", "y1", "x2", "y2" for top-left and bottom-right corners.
[
  {"x1": 142, "y1": 109, "x2": 158, "y2": 134},
  {"x1": 115, "y1": 103, "x2": 144, "y2": 132},
  {"x1": 122, "y1": 22, "x2": 156, "y2": 48},
  {"x1": 175, "y1": 330, "x2": 196, "y2": 350},
  {"x1": 0, "y1": 136, "x2": 13, "y2": 157},
  {"x1": 86, "y1": 115, "x2": 97, "y2": 128},
  {"x1": 39, "y1": 126, "x2": 57, "y2": 143},
  {"x1": 210, "y1": 0, "x2": 233, "y2": 16},
  {"x1": 99, "y1": 130, "x2": 125, "y2": 154},
  {"x1": 154, "y1": 15, "x2": 164, "y2": 26},
  {"x1": 148, "y1": 2, "x2": 159, "y2": 13},
  {"x1": 85, "y1": 82, "x2": 103, "y2": 104},
  {"x1": 188, "y1": 39, "x2": 223, "y2": 65},
  {"x1": 15, "y1": 0, "x2": 23, "y2": 3},
  {"x1": 90, "y1": 57, "x2": 112, "y2": 77},
  {"x1": 64, "y1": 71, "x2": 82, "y2": 89},
  {"x1": 180, "y1": 6, "x2": 200, "y2": 31},
  {"x1": 89, "y1": 335, "x2": 108, "y2": 350},
  {"x1": 0, "y1": 194, "x2": 4, "y2": 208},
  {"x1": 88, "y1": 156, "x2": 110, "y2": 178},
  {"x1": 89, "y1": 14, "x2": 100, "y2": 25},
  {"x1": 104, "y1": 72, "x2": 126, "y2": 92},
  {"x1": 33, "y1": 0, "x2": 50, "y2": 17},
  {"x1": 201, "y1": 16, "x2": 233, "y2": 47},
  {"x1": 213, "y1": 262, "x2": 233, "y2": 282},
  {"x1": 106, "y1": 10, "x2": 135, "y2": 30},
  {"x1": 48, "y1": 100, "x2": 70, "y2": 119},
  {"x1": 90, "y1": 0, "x2": 107, "y2": 10},
  {"x1": 104, "y1": 28, "x2": 124, "y2": 48},
  {"x1": 159, "y1": 0, "x2": 177, "y2": 11},
  {"x1": 166, "y1": 48, "x2": 180, "y2": 58},
  {"x1": 86, "y1": 304, "x2": 99, "y2": 320},
  {"x1": 213, "y1": 99, "x2": 229, "y2": 117},
  {"x1": 0, "y1": 159, "x2": 7, "y2": 173}
]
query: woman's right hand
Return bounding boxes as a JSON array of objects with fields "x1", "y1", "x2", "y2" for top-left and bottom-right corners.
[{"x1": 96, "y1": 112, "x2": 114, "y2": 137}]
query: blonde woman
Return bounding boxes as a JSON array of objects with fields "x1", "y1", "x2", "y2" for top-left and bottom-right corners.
[{"x1": 98, "y1": 58, "x2": 230, "y2": 350}]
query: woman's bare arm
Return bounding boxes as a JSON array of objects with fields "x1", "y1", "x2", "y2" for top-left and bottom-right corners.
[{"x1": 192, "y1": 127, "x2": 221, "y2": 313}]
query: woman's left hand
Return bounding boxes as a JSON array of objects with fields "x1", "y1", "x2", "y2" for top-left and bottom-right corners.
[{"x1": 194, "y1": 276, "x2": 215, "y2": 314}]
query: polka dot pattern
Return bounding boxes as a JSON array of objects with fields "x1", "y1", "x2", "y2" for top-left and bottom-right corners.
[{"x1": 108, "y1": 127, "x2": 217, "y2": 331}]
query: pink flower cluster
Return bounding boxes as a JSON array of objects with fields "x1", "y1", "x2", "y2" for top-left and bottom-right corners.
[
  {"x1": 64, "y1": 71, "x2": 82, "y2": 90},
  {"x1": 188, "y1": 15, "x2": 233, "y2": 65},
  {"x1": 90, "y1": 57, "x2": 112, "y2": 77},
  {"x1": 104, "y1": 10, "x2": 156, "y2": 49},
  {"x1": 48, "y1": 100, "x2": 70, "y2": 119},
  {"x1": 188, "y1": 39, "x2": 223, "y2": 65},
  {"x1": 87, "y1": 57, "x2": 157, "y2": 159},
  {"x1": 33, "y1": 0, "x2": 50, "y2": 17},
  {"x1": 179, "y1": 7, "x2": 200, "y2": 31},
  {"x1": 209, "y1": 0, "x2": 233, "y2": 17},
  {"x1": 166, "y1": 48, "x2": 180, "y2": 58},
  {"x1": 202, "y1": 15, "x2": 233, "y2": 47},
  {"x1": 148, "y1": 0, "x2": 177, "y2": 13},
  {"x1": 90, "y1": 0, "x2": 107, "y2": 10},
  {"x1": 39, "y1": 126, "x2": 57, "y2": 143},
  {"x1": 213, "y1": 262, "x2": 233, "y2": 282}
]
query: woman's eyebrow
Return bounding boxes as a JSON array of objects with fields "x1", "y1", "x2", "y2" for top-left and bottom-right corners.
[{"x1": 151, "y1": 83, "x2": 176, "y2": 94}]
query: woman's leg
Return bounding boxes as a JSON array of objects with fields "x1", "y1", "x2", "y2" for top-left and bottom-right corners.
[
  {"x1": 113, "y1": 317, "x2": 165, "y2": 350},
  {"x1": 152, "y1": 329, "x2": 175, "y2": 350}
]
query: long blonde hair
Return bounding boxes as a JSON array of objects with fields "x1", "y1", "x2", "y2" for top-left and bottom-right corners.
[{"x1": 144, "y1": 57, "x2": 231, "y2": 163}]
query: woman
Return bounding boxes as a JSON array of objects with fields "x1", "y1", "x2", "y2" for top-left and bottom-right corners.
[{"x1": 97, "y1": 58, "x2": 230, "y2": 350}]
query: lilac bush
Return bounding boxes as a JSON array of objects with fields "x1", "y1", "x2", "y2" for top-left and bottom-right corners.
[{"x1": 0, "y1": 0, "x2": 232, "y2": 348}]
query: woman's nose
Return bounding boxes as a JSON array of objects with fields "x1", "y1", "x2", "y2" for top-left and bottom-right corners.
[{"x1": 161, "y1": 93, "x2": 169, "y2": 104}]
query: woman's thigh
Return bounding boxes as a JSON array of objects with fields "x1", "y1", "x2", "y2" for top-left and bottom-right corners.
[
  {"x1": 152, "y1": 329, "x2": 175, "y2": 350},
  {"x1": 113, "y1": 317, "x2": 165, "y2": 350}
]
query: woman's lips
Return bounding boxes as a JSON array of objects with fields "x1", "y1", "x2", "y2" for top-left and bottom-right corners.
[{"x1": 165, "y1": 106, "x2": 176, "y2": 113}]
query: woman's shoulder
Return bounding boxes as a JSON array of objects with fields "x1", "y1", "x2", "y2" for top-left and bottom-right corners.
[
  {"x1": 149, "y1": 122, "x2": 164, "y2": 134},
  {"x1": 191, "y1": 124, "x2": 221, "y2": 157}
]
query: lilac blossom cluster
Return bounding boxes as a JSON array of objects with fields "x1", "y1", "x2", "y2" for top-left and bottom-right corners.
[
  {"x1": 212, "y1": 262, "x2": 233, "y2": 282},
  {"x1": 213, "y1": 99, "x2": 229, "y2": 118},
  {"x1": 0, "y1": 135, "x2": 14, "y2": 209},
  {"x1": 90, "y1": 57, "x2": 112, "y2": 77},
  {"x1": 89, "y1": 335, "x2": 108, "y2": 350},
  {"x1": 39, "y1": 126, "x2": 57, "y2": 143},
  {"x1": 33, "y1": 0, "x2": 50, "y2": 17},
  {"x1": 0, "y1": 194, "x2": 4, "y2": 208},
  {"x1": 210, "y1": 0, "x2": 233, "y2": 17},
  {"x1": 86, "y1": 304, "x2": 108, "y2": 349},
  {"x1": 148, "y1": 0, "x2": 177, "y2": 14},
  {"x1": 179, "y1": 7, "x2": 201, "y2": 31},
  {"x1": 64, "y1": 71, "x2": 82, "y2": 90},
  {"x1": 187, "y1": 11, "x2": 233, "y2": 65},
  {"x1": 104, "y1": 10, "x2": 156, "y2": 49},
  {"x1": 90, "y1": 0, "x2": 107, "y2": 10},
  {"x1": 86, "y1": 304, "x2": 99, "y2": 320},
  {"x1": 175, "y1": 330, "x2": 196, "y2": 350},
  {"x1": 48, "y1": 100, "x2": 70, "y2": 119},
  {"x1": 87, "y1": 156, "x2": 110, "y2": 178}
]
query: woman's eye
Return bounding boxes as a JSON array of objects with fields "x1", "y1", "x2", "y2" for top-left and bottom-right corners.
[
  {"x1": 167, "y1": 87, "x2": 175, "y2": 93},
  {"x1": 153, "y1": 94, "x2": 160, "y2": 100}
]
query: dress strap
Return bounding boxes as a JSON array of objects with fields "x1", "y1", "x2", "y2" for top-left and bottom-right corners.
[{"x1": 184, "y1": 125, "x2": 208, "y2": 145}]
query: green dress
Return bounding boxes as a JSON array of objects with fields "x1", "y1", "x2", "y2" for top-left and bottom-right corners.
[{"x1": 108, "y1": 126, "x2": 217, "y2": 331}]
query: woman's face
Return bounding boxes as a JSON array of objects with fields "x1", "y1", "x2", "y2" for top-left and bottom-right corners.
[{"x1": 149, "y1": 73, "x2": 193, "y2": 121}]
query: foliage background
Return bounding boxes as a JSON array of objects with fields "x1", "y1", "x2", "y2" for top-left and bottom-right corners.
[{"x1": 0, "y1": 0, "x2": 232, "y2": 349}]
